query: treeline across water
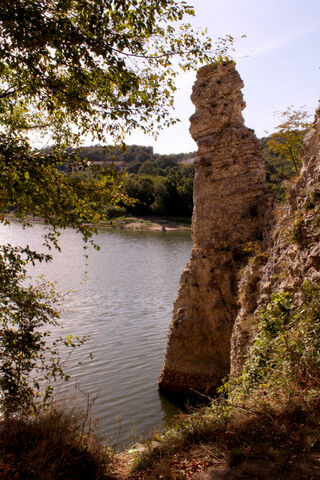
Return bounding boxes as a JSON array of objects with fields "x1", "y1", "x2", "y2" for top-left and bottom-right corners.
[
  {"x1": 63, "y1": 136, "x2": 302, "y2": 220},
  {"x1": 75, "y1": 145, "x2": 196, "y2": 218}
]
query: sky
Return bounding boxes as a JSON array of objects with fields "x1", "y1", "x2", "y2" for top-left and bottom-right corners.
[{"x1": 126, "y1": 0, "x2": 320, "y2": 154}]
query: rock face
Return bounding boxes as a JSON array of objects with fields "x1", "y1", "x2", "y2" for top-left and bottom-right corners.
[
  {"x1": 300, "y1": 102, "x2": 320, "y2": 185},
  {"x1": 231, "y1": 102, "x2": 320, "y2": 375},
  {"x1": 159, "y1": 62, "x2": 267, "y2": 399}
]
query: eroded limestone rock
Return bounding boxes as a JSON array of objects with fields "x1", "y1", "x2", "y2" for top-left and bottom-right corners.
[
  {"x1": 159, "y1": 62, "x2": 267, "y2": 399},
  {"x1": 230, "y1": 102, "x2": 320, "y2": 376}
]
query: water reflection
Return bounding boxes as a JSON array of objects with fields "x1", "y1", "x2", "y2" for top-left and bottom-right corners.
[{"x1": 0, "y1": 222, "x2": 192, "y2": 447}]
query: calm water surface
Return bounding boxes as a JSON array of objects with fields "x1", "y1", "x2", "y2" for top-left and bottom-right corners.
[{"x1": 0, "y1": 222, "x2": 192, "y2": 446}]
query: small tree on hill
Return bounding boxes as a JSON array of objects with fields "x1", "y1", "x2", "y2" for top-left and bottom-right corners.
[{"x1": 267, "y1": 106, "x2": 312, "y2": 175}]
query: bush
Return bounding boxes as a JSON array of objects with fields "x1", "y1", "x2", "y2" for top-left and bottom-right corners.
[
  {"x1": 0, "y1": 407, "x2": 112, "y2": 480},
  {"x1": 104, "y1": 205, "x2": 127, "y2": 218},
  {"x1": 230, "y1": 281, "x2": 320, "y2": 404}
]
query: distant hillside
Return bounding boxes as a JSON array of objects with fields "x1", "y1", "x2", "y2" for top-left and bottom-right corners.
[
  {"x1": 76, "y1": 138, "x2": 300, "y2": 198},
  {"x1": 56, "y1": 135, "x2": 305, "y2": 220},
  {"x1": 76, "y1": 144, "x2": 196, "y2": 173}
]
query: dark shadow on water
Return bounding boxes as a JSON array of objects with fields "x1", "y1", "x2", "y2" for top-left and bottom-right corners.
[
  {"x1": 159, "y1": 387, "x2": 211, "y2": 411},
  {"x1": 159, "y1": 390, "x2": 210, "y2": 423},
  {"x1": 159, "y1": 392, "x2": 182, "y2": 423}
]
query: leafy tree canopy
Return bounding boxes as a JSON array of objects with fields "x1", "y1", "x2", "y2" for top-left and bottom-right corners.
[
  {"x1": 0, "y1": 0, "x2": 233, "y2": 145},
  {"x1": 266, "y1": 106, "x2": 311, "y2": 177},
  {"x1": 0, "y1": 0, "x2": 232, "y2": 235},
  {"x1": 0, "y1": 1, "x2": 233, "y2": 414}
]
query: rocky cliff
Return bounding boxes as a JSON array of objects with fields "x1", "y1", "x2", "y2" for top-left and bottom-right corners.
[
  {"x1": 158, "y1": 62, "x2": 267, "y2": 399},
  {"x1": 231, "y1": 102, "x2": 320, "y2": 375}
]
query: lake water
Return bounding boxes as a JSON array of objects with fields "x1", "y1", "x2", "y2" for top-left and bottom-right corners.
[{"x1": 0, "y1": 221, "x2": 192, "y2": 447}]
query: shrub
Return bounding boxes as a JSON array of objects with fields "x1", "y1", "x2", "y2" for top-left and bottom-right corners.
[
  {"x1": 0, "y1": 407, "x2": 112, "y2": 480},
  {"x1": 229, "y1": 281, "x2": 320, "y2": 404}
]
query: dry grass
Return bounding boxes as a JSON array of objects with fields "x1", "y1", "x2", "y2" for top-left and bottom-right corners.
[
  {"x1": 129, "y1": 396, "x2": 320, "y2": 479},
  {"x1": 0, "y1": 407, "x2": 113, "y2": 480}
]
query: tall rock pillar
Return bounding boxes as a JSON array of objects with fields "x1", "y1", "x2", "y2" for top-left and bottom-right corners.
[{"x1": 159, "y1": 62, "x2": 266, "y2": 399}]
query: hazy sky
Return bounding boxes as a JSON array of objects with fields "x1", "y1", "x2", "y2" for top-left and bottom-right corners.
[{"x1": 126, "y1": 0, "x2": 320, "y2": 154}]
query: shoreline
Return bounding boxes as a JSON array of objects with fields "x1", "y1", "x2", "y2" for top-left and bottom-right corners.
[
  {"x1": 93, "y1": 215, "x2": 191, "y2": 232},
  {"x1": 3, "y1": 213, "x2": 191, "y2": 233}
]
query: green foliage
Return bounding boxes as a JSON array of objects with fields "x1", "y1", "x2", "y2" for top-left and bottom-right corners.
[
  {"x1": 265, "y1": 106, "x2": 311, "y2": 175},
  {"x1": 230, "y1": 281, "x2": 320, "y2": 403},
  {"x1": 0, "y1": 0, "x2": 232, "y2": 144},
  {"x1": 0, "y1": 244, "x2": 88, "y2": 415},
  {"x1": 74, "y1": 143, "x2": 195, "y2": 169},
  {"x1": 68, "y1": 144, "x2": 196, "y2": 217},
  {"x1": 261, "y1": 136, "x2": 294, "y2": 198},
  {"x1": 78, "y1": 113, "x2": 313, "y2": 217},
  {"x1": 0, "y1": 136, "x2": 128, "y2": 242},
  {"x1": 261, "y1": 107, "x2": 311, "y2": 200},
  {"x1": 74, "y1": 144, "x2": 155, "y2": 169},
  {"x1": 123, "y1": 164, "x2": 194, "y2": 217},
  {"x1": 124, "y1": 174, "x2": 155, "y2": 212},
  {"x1": 0, "y1": 1, "x2": 231, "y2": 415}
]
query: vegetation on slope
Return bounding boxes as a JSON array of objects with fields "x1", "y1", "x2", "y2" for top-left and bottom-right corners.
[
  {"x1": 0, "y1": 407, "x2": 112, "y2": 480},
  {"x1": 129, "y1": 281, "x2": 320, "y2": 479}
]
